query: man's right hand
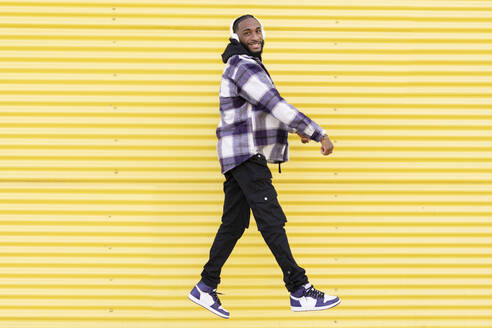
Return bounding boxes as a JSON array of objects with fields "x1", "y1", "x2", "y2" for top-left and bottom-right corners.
[{"x1": 320, "y1": 134, "x2": 334, "y2": 156}]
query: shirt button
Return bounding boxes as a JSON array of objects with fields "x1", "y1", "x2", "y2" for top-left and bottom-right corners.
[{"x1": 264, "y1": 197, "x2": 268, "y2": 201}]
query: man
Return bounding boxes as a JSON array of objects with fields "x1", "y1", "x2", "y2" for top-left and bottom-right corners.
[{"x1": 188, "y1": 15, "x2": 340, "y2": 319}]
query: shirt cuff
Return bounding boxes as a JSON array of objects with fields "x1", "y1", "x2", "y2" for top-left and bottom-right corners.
[{"x1": 314, "y1": 129, "x2": 326, "y2": 142}]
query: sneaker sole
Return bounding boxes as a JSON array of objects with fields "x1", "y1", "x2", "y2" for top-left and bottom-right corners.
[
  {"x1": 291, "y1": 298, "x2": 341, "y2": 312},
  {"x1": 188, "y1": 292, "x2": 230, "y2": 319}
]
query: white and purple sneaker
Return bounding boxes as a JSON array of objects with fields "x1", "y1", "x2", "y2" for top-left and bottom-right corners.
[
  {"x1": 188, "y1": 281, "x2": 230, "y2": 319},
  {"x1": 290, "y1": 283, "x2": 341, "y2": 312}
]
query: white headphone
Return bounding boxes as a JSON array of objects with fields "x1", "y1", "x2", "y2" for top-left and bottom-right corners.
[{"x1": 230, "y1": 15, "x2": 265, "y2": 42}]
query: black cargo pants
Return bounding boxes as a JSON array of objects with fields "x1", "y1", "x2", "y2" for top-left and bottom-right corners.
[{"x1": 200, "y1": 153, "x2": 308, "y2": 293}]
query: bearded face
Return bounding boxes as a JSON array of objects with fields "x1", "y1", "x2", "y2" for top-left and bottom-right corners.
[{"x1": 236, "y1": 17, "x2": 264, "y2": 55}]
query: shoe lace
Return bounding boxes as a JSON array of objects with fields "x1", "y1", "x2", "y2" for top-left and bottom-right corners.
[
  {"x1": 305, "y1": 285, "x2": 325, "y2": 299},
  {"x1": 210, "y1": 289, "x2": 223, "y2": 305}
]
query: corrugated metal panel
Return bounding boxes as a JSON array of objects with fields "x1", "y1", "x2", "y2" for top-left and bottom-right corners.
[{"x1": 1, "y1": 0, "x2": 491, "y2": 327}]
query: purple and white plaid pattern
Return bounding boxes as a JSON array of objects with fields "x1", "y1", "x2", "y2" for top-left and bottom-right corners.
[{"x1": 217, "y1": 54, "x2": 326, "y2": 174}]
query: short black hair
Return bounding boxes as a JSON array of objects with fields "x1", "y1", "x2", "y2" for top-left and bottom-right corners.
[{"x1": 232, "y1": 14, "x2": 256, "y2": 33}]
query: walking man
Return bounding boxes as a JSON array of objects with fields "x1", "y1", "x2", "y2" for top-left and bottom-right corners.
[{"x1": 188, "y1": 14, "x2": 340, "y2": 319}]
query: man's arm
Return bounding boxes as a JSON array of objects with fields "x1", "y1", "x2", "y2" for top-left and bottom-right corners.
[{"x1": 234, "y1": 62, "x2": 326, "y2": 142}]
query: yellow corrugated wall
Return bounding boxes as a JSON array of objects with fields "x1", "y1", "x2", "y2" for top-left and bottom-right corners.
[{"x1": 1, "y1": 0, "x2": 491, "y2": 327}]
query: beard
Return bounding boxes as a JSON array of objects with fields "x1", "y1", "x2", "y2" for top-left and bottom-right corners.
[{"x1": 241, "y1": 40, "x2": 264, "y2": 57}]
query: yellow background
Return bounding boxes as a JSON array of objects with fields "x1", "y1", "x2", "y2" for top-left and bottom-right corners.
[{"x1": 1, "y1": 0, "x2": 491, "y2": 327}]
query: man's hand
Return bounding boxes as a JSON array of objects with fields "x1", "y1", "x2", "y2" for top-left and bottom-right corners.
[
  {"x1": 296, "y1": 132, "x2": 310, "y2": 143},
  {"x1": 320, "y1": 134, "x2": 334, "y2": 155}
]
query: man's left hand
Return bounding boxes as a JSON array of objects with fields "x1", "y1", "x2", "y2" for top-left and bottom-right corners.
[{"x1": 296, "y1": 132, "x2": 310, "y2": 143}]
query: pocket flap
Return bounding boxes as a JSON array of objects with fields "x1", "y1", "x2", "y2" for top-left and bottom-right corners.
[{"x1": 250, "y1": 188, "x2": 278, "y2": 203}]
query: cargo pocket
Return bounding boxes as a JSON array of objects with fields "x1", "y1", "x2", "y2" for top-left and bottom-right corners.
[{"x1": 249, "y1": 188, "x2": 287, "y2": 230}]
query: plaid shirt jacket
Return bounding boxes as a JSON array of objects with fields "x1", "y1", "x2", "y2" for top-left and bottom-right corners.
[{"x1": 217, "y1": 54, "x2": 326, "y2": 174}]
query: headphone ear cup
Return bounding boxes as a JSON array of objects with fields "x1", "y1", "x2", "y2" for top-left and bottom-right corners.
[
  {"x1": 230, "y1": 19, "x2": 239, "y2": 41},
  {"x1": 258, "y1": 21, "x2": 265, "y2": 39}
]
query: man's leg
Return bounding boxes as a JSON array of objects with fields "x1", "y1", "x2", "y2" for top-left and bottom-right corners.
[
  {"x1": 230, "y1": 154, "x2": 308, "y2": 292},
  {"x1": 200, "y1": 171, "x2": 251, "y2": 289},
  {"x1": 229, "y1": 154, "x2": 340, "y2": 312},
  {"x1": 259, "y1": 225, "x2": 308, "y2": 293}
]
